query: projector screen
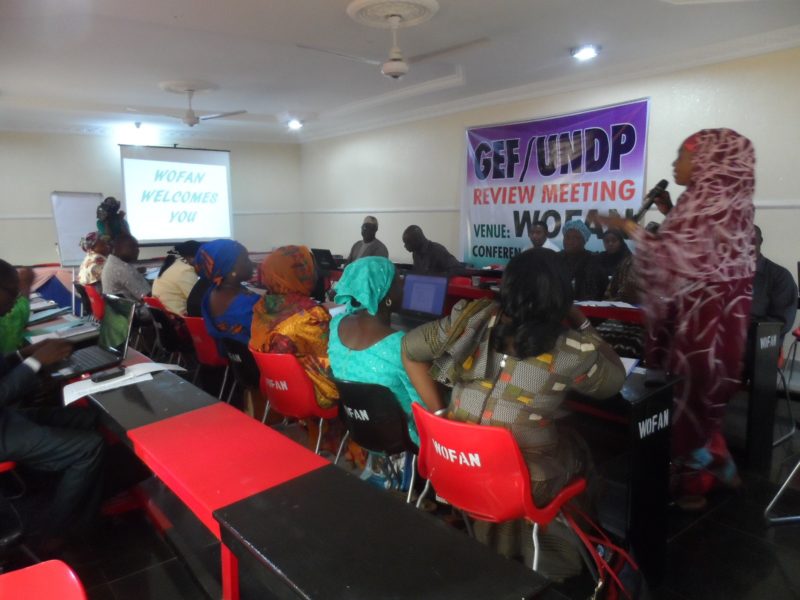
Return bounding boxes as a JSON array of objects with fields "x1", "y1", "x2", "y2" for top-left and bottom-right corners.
[{"x1": 120, "y1": 145, "x2": 233, "y2": 244}]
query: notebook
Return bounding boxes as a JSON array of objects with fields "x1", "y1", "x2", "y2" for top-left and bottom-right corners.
[
  {"x1": 49, "y1": 295, "x2": 136, "y2": 379},
  {"x1": 311, "y1": 248, "x2": 338, "y2": 271}
]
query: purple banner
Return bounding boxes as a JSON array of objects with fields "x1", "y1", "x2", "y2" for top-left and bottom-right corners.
[{"x1": 460, "y1": 99, "x2": 650, "y2": 267}]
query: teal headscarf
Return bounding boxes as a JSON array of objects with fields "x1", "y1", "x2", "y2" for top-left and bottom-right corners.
[{"x1": 335, "y1": 257, "x2": 396, "y2": 316}]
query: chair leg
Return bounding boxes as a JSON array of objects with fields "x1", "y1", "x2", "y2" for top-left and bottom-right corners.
[
  {"x1": 314, "y1": 417, "x2": 324, "y2": 454},
  {"x1": 334, "y1": 431, "x2": 350, "y2": 465},
  {"x1": 218, "y1": 365, "x2": 230, "y2": 401},
  {"x1": 226, "y1": 381, "x2": 237, "y2": 405},
  {"x1": 261, "y1": 402, "x2": 271, "y2": 425},
  {"x1": 532, "y1": 522, "x2": 541, "y2": 572},
  {"x1": 416, "y1": 479, "x2": 432, "y2": 509},
  {"x1": 765, "y1": 458, "x2": 800, "y2": 525},
  {"x1": 406, "y1": 454, "x2": 417, "y2": 504},
  {"x1": 774, "y1": 368, "x2": 797, "y2": 447}
]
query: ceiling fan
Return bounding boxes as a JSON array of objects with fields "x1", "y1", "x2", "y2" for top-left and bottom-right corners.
[
  {"x1": 128, "y1": 81, "x2": 246, "y2": 127},
  {"x1": 298, "y1": 0, "x2": 487, "y2": 80}
]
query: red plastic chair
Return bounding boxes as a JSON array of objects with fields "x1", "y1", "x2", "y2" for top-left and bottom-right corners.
[
  {"x1": 142, "y1": 295, "x2": 168, "y2": 312},
  {"x1": 0, "y1": 560, "x2": 87, "y2": 599},
  {"x1": 0, "y1": 461, "x2": 24, "y2": 499},
  {"x1": 83, "y1": 284, "x2": 105, "y2": 321},
  {"x1": 183, "y1": 317, "x2": 230, "y2": 400},
  {"x1": 411, "y1": 404, "x2": 635, "y2": 593},
  {"x1": 250, "y1": 351, "x2": 338, "y2": 453}
]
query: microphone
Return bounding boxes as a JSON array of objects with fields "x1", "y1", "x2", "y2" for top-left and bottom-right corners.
[{"x1": 633, "y1": 179, "x2": 669, "y2": 223}]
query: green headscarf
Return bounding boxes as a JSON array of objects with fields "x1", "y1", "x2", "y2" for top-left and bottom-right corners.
[{"x1": 334, "y1": 256, "x2": 396, "y2": 316}]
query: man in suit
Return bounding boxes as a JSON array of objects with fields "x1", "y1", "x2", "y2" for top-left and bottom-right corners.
[{"x1": 0, "y1": 259, "x2": 105, "y2": 543}]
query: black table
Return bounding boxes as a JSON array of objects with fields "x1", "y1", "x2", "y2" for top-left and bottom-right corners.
[
  {"x1": 89, "y1": 368, "x2": 217, "y2": 441},
  {"x1": 214, "y1": 464, "x2": 554, "y2": 600},
  {"x1": 566, "y1": 370, "x2": 675, "y2": 587}
]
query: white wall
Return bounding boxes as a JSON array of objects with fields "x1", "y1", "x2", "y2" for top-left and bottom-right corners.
[
  {"x1": 0, "y1": 132, "x2": 301, "y2": 264},
  {"x1": 299, "y1": 46, "x2": 800, "y2": 277}
]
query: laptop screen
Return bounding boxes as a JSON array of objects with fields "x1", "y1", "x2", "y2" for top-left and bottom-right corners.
[
  {"x1": 98, "y1": 295, "x2": 136, "y2": 356},
  {"x1": 401, "y1": 274, "x2": 448, "y2": 317},
  {"x1": 311, "y1": 248, "x2": 337, "y2": 271}
]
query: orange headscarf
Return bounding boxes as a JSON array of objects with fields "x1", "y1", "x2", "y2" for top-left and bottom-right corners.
[{"x1": 259, "y1": 245, "x2": 316, "y2": 296}]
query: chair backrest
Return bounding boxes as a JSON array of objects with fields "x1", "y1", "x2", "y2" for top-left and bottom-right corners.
[
  {"x1": 142, "y1": 295, "x2": 168, "y2": 311},
  {"x1": 251, "y1": 351, "x2": 337, "y2": 420},
  {"x1": 72, "y1": 282, "x2": 92, "y2": 317},
  {"x1": 0, "y1": 560, "x2": 87, "y2": 599},
  {"x1": 412, "y1": 403, "x2": 585, "y2": 524},
  {"x1": 334, "y1": 379, "x2": 417, "y2": 456},
  {"x1": 183, "y1": 316, "x2": 228, "y2": 367},
  {"x1": 83, "y1": 283, "x2": 105, "y2": 321},
  {"x1": 143, "y1": 302, "x2": 193, "y2": 354},
  {"x1": 220, "y1": 337, "x2": 261, "y2": 389}
]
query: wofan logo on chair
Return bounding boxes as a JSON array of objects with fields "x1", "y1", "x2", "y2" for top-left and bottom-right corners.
[{"x1": 432, "y1": 439, "x2": 482, "y2": 468}]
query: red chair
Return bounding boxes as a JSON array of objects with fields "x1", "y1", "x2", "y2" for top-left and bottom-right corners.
[
  {"x1": 142, "y1": 295, "x2": 168, "y2": 312},
  {"x1": 0, "y1": 560, "x2": 87, "y2": 599},
  {"x1": 250, "y1": 351, "x2": 338, "y2": 453},
  {"x1": 411, "y1": 404, "x2": 636, "y2": 594},
  {"x1": 0, "y1": 461, "x2": 24, "y2": 499},
  {"x1": 83, "y1": 284, "x2": 105, "y2": 321},
  {"x1": 183, "y1": 317, "x2": 230, "y2": 401}
]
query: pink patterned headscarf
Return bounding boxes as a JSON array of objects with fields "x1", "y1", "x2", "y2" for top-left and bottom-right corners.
[{"x1": 633, "y1": 129, "x2": 755, "y2": 315}]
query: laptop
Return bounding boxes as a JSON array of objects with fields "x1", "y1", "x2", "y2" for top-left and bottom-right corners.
[
  {"x1": 49, "y1": 294, "x2": 136, "y2": 379},
  {"x1": 392, "y1": 274, "x2": 449, "y2": 331},
  {"x1": 311, "y1": 248, "x2": 338, "y2": 271}
]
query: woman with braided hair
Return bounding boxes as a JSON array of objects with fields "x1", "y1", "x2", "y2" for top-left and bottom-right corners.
[{"x1": 606, "y1": 129, "x2": 756, "y2": 509}]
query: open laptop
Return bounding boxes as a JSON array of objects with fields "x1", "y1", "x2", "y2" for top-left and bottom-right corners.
[
  {"x1": 392, "y1": 274, "x2": 449, "y2": 331},
  {"x1": 49, "y1": 294, "x2": 136, "y2": 379},
  {"x1": 311, "y1": 248, "x2": 338, "y2": 271}
]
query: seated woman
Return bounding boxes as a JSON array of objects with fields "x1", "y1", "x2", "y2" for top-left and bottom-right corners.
[
  {"x1": 592, "y1": 228, "x2": 632, "y2": 296},
  {"x1": 556, "y1": 219, "x2": 606, "y2": 300},
  {"x1": 77, "y1": 232, "x2": 111, "y2": 287},
  {"x1": 152, "y1": 240, "x2": 202, "y2": 315},
  {"x1": 403, "y1": 249, "x2": 625, "y2": 580},
  {"x1": 328, "y1": 257, "x2": 441, "y2": 445},
  {"x1": 250, "y1": 245, "x2": 337, "y2": 409},
  {"x1": 196, "y1": 239, "x2": 259, "y2": 345}
]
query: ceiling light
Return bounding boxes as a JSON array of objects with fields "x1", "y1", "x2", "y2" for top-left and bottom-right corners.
[
  {"x1": 287, "y1": 119, "x2": 303, "y2": 131},
  {"x1": 571, "y1": 45, "x2": 600, "y2": 62}
]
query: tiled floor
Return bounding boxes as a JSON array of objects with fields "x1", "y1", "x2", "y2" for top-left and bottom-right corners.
[{"x1": 4, "y1": 389, "x2": 800, "y2": 599}]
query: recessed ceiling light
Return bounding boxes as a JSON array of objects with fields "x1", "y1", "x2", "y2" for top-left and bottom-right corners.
[
  {"x1": 287, "y1": 119, "x2": 303, "y2": 130},
  {"x1": 571, "y1": 45, "x2": 600, "y2": 62}
]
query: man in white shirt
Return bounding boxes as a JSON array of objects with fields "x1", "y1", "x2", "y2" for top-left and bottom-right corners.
[
  {"x1": 346, "y1": 216, "x2": 389, "y2": 263},
  {"x1": 529, "y1": 221, "x2": 559, "y2": 251}
]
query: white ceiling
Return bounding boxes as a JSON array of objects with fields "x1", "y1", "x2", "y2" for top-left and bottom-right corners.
[{"x1": 1, "y1": 0, "x2": 799, "y2": 143}]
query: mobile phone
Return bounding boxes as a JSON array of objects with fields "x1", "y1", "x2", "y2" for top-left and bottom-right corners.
[{"x1": 91, "y1": 366, "x2": 126, "y2": 383}]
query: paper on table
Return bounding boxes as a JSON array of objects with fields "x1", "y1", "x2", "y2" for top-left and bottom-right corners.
[
  {"x1": 621, "y1": 357, "x2": 640, "y2": 376},
  {"x1": 575, "y1": 300, "x2": 638, "y2": 309},
  {"x1": 62, "y1": 363, "x2": 186, "y2": 406}
]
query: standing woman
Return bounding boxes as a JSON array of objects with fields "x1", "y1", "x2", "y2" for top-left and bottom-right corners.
[{"x1": 609, "y1": 129, "x2": 756, "y2": 509}]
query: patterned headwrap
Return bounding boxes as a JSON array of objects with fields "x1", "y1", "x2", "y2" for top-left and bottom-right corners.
[
  {"x1": 562, "y1": 219, "x2": 591, "y2": 244},
  {"x1": 633, "y1": 128, "x2": 755, "y2": 311},
  {"x1": 260, "y1": 245, "x2": 315, "y2": 296},
  {"x1": 79, "y1": 232, "x2": 98, "y2": 252},
  {"x1": 334, "y1": 256, "x2": 396, "y2": 316},
  {"x1": 195, "y1": 239, "x2": 247, "y2": 287},
  {"x1": 79, "y1": 231, "x2": 109, "y2": 252}
]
